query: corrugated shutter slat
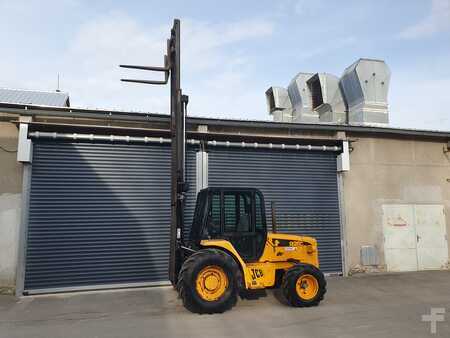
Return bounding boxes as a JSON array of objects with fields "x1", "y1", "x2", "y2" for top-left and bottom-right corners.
[
  {"x1": 24, "y1": 141, "x2": 196, "y2": 292},
  {"x1": 208, "y1": 147, "x2": 342, "y2": 273}
]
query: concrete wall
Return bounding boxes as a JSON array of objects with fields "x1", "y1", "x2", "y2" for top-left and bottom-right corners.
[
  {"x1": 343, "y1": 136, "x2": 450, "y2": 273},
  {"x1": 0, "y1": 122, "x2": 22, "y2": 292}
]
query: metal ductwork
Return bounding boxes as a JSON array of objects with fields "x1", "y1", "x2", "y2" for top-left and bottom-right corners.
[
  {"x1": 287, "y1": 72, "x2": 318, "y2": 123},
  {"x1": 266, "y1": 58, "x2": 391, "y2": 126},
  {"x1": 265, "y1": 86, "x2": 293, "y2": 122},
  {"x1": 339, "y1": 58, "x2": 390, "y2": 125},
  {"x1": 307, "y1": 73, "x2": 346, "y2": 124}
]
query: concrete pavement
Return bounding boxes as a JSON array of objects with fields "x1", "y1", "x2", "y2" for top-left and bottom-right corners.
[{"x1": 1, "y1": 271, "x2": 450, "y2": 338}]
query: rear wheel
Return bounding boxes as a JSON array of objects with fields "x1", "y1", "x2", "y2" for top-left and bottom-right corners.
[
  {"x1": 282, "y1": 264, "x2": 326, "y2": 307},
  {"x1": 177, "y1": 249, "x2": 239, "y2": 314}
]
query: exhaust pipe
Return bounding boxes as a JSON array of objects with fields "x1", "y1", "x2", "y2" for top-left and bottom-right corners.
[{"x1": 271, "y1": 201, "x2": 278, "y2": 233}]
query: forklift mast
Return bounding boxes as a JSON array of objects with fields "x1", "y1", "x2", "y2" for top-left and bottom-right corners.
[{"x1": 120, "y1": 19, "x2": 187, "y2": 285}]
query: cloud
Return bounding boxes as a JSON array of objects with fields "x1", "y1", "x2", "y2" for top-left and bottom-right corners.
[
  {"x1": 39, "y1": 12, "x2": 275, "y2": 117},
  {"x1": 179, "y1": 19, "x2": 274, "y2": 119},
  {"x1": 398, "y1": 0, "x2": 450, "y2": 39},
  {"x1": 181, "y1": 18, "x2": 273, "y2": 73}
]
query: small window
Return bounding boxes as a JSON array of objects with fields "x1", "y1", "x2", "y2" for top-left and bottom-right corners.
[
  {"x1": 191, "y1": 190, "x2": 208, "y2": 238},
  {"x1": 206, "y1": 192, "x2": 221, "y2": 236},
  {"x1": 224, "y1": 192, "x2": 252, "y2": 233},
  {"x1": 223, "y1": 193, "x2": 236, "y2": 232},
  {"x1": 255, "y1": 193, "x2": 264, "y2": 230}
]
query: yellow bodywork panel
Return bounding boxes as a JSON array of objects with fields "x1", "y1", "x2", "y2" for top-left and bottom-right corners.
[{"x1": 200, "y1": 232, "x2": 319, "y2": 289}]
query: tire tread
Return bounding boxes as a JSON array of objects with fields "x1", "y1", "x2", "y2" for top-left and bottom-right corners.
[
  {"x1": 281, "y1": 264, "x2": 327, "y2": 307},
  {"x1": 177, "y1": 249, "x2": 239, "y2": 314}
]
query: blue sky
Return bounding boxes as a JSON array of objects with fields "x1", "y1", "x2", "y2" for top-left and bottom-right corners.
[{"x1": 1, "y1": 0, "x2": 449, "y2": 130}]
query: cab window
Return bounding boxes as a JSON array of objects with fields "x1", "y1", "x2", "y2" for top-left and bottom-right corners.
[
  {"x1": 223, "y1": 191, "x2": 252, "y2": 233},
  {"x1": 255, "y1": 192, "x2": 264, "y2": 230},
  {"x1": 206, "y1": 192, "x2": 221, "y2": 237},
  {"x1": 191, "y1": 190, "x2": 208, "y2": 239}
]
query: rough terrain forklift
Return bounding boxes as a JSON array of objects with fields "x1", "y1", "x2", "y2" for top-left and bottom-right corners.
[
  {"x1": 121, "y1": 19, "x2": 326, "y2": 314},
  {"x1": 177, "y1": 187, "x2": 326, "y2": 313}
]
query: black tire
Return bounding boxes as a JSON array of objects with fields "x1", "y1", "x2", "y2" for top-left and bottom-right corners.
[
  {"x1": 177, "y1": 249, "x2": 240, "y2": 314},
  {"x1": 281, "y1": 264, "x2": 326, "y2": 307}
]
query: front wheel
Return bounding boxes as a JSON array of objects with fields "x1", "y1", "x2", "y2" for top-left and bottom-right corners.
[
  {"x1": 177, "y1": 249, "x2": 240, "y2": 314},
  {"x1": 282, "y1": 264, "x2": 326, "y2": 307}
]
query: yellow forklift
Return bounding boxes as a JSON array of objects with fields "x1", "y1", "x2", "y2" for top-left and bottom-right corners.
[
  {"x1": 121, "y1": 19, "x2": 326, "y2": 314},
  {"x1": 177, "y1": 187, "x2": 326, "y2": 313}
]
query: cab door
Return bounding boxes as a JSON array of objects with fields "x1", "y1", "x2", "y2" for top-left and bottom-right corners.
[{"x1": 221, "y1": 190, "x2": 266, "y2": 262}]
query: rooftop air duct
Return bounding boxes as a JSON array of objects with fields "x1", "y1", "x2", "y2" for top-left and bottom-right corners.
[
  {"x1": 307, "y1": 73, "x2": 346, "y2": 123},
  {"x1": 265, "y1": 86, "x2": 293, "y2": 122},
  {"x1": 339, "y1": 58, "x2": 390, "y2": 125},
  {"x1": 265, "y1": 58, "x2": 390, "y2": 125},
  {"x1": 287, "y1": 72, "x2": 319, "y2": 123}
]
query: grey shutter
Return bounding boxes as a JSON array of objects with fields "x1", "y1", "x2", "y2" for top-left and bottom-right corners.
[
  {"x1": 208, "y1": 147, "x2": 342, "y2": 273},
  {"x1": 25, "y1": 140, "x2": 196, "y2": 293}
]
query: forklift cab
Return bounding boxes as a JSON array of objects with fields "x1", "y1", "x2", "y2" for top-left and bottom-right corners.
[{"x1": 189, "y1": 187, "x2": 267, "y2": 262}]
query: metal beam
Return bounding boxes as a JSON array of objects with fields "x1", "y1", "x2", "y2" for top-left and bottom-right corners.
[
  {"x1": 168, "y1": 19, "x2": 185, "y2": 285},
  {"x1": 120, "y1": 79, "x2": 168, "y2": 85},
  {"x1": 119, "y1": 64, "x2": 169, "y2": 72},
  {"x1": 28, "y1": 131, "x2": 342, "y2": 152},
  {"x1": 16, "y1": 164, "x2": 32, "y2": 296},
  {"x1": 205, "y1": 140, "x2": 341, "y2": 151},
  {"x1": 19, "y1": 120, "x2": 344, "y2": 145}
]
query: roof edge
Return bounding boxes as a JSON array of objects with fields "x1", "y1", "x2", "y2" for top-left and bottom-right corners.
[{"x1": 0, "y1": 102, "x2": 449, "y2": 139}]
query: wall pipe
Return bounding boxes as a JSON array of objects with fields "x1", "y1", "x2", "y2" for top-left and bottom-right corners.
[{"x1": 28, "y1": 131, "x2": 342, "y2": 152}]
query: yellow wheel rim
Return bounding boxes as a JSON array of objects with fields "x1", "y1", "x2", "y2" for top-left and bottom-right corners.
[
  {"x1": 195, "y1": 265, "x2": 228, "y2": 301},
  {"x1": 296, "y1": 274, "x2": 319, "y2": 300}
]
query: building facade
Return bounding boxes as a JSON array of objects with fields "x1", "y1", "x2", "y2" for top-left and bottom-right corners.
[{"x1": 0, "y1": 102, "x2": 449, "y2": 295}]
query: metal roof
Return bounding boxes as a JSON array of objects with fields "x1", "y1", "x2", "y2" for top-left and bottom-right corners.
[
  {"x1": 0, "y1": 102, "x2": 449, "y2": 140},
  {"x1": 0, "y1": 88, "x2": 69, "y2": 107}
]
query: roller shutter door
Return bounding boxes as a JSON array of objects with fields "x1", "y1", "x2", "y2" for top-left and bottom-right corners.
[
  {"x1": 24, "y1": 140, "x2": 196, "y2": 293},
  {"x1": 208, "y1": 147, "x2": 342, "y2": 273}
]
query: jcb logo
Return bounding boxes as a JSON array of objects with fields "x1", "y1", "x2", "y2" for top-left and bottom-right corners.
[{"x1": 250, "y1": 268, "x2": 264, "y2": 280}]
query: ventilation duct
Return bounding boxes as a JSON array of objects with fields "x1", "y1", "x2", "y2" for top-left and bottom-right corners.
[
  {"x1": 307, "y1": 73, "x2": 346, "y2": 123},
  {"x1": 265, "y1": 86, "x2": 293, "y2": 122},
  {"x1": 287, "y1": 72, "x2": 319, "y2": 123},
  {"x1": 265, "y1": 58, "x2": 390, "y2": 125},
  {"x1": 340, "y1": 58, "x2": 390, "y2": 125}
]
